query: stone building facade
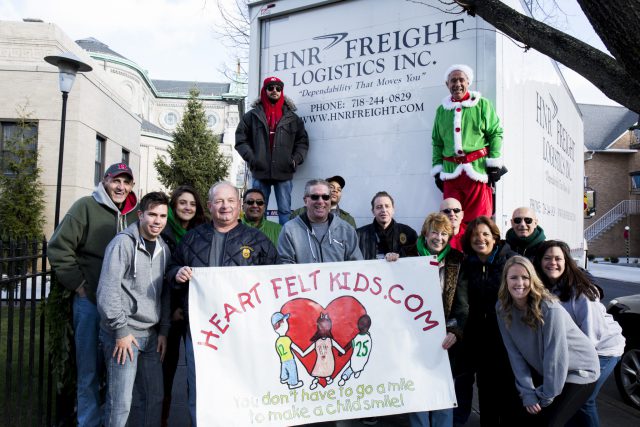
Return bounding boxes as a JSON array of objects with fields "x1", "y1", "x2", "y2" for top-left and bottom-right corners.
[{"x1": 0, "y1": 20, "x2": 245, "y2": 237}]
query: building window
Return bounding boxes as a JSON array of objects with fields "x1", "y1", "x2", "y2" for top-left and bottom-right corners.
[
  {"x1": 631, "y1": 171, "x2": 640, "y2": 194},
  {"x1": 95, "y1": 135, "x2": 106, "y2": 185},
  {"x1": 0, "y1": 121, "x2": 38, "y2": 176},
  {"x1": 164, "y1": 111, "x2": 178, "y2": 127},
  {"x1": 122, "y1": 148, "x2": 130, "y2": 165},
  {"x1": 207, "y1": 113, "x2": 218, "y2": 129}
]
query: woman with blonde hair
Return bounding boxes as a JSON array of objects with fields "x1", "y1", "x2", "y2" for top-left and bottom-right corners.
[
  {"x1": 497, "y1": 256, "x2": 600, "y2": 427},
  {"x1": 402, "y1": 212, "x2": 464, "y2": 427}
]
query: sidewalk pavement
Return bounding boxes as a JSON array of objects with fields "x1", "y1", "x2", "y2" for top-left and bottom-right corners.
[{"x1": 588, "y1": 260, "x2": 640, "y2": 284}]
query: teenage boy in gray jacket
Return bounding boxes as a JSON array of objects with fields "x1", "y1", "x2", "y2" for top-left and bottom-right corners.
[{"x1": 97, "y1": 191, "x2": 171, "y2": 427}]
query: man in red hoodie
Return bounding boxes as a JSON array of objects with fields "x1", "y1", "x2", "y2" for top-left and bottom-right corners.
[
  {"x1": 235, "y1": 76, "x2": 309, "y2": 225},
  {"x1": 48, "y1": 163, "x2": 138, "y2": 427}
]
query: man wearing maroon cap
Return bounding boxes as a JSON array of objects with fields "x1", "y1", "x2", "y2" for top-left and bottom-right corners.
[
  {"x1": 235, "y1": 76, "x2": 309, "y2": 225},
  {"x1": 48, "y1": 162, "x2": 138, "y2": 427}
]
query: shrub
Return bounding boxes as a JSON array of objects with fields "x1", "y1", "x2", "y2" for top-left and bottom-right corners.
[
  {"x1": 611, "y1": 256, "x2": 619, "y2": 263},
  {"x1": 604, "y1": 257, "x2": 610, "y2": 262},
  {"x1": 587, "y1": 254, "x2": 595, "y2": 261}
]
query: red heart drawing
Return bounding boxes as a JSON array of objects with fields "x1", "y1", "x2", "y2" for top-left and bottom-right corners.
[{"x1": 281, "y1": 296, "x2": 367, "y2": 388}]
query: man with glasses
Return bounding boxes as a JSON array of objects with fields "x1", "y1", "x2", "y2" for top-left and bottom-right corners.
[
  {"x1": 278, "y1": 179, "x2": 362, "y2": 264},
  {"x1": 290, "y1": 175, "x2": 356, "y2": 228},
  {"x1": 440, "y1": 197, "x2": 466, "y2": 252},
  {"x1": 241, "y1": 188, "x2": 282, "y2": 246},
  {"x1": 235, "y1": 76, "x2": 309, "y2": 225},
  {"x1": 506, "y1": 206, "x2": 546, "y2": 260}
]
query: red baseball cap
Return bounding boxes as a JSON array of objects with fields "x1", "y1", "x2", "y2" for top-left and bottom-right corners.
[
  {"x1": 104, "y1": 163, "x2": 133, "y2": 179},
  {"x1": 263, "y1": 76, "x2": 284, "y2": 89}
]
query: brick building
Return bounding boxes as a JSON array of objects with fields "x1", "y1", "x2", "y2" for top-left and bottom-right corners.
[{"x1": 582, "y1": 103, "x2": 640, "y2": 258}]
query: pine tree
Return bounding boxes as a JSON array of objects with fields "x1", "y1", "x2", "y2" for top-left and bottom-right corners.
[
  {"x1": 0, "y1": 106, "x2": 45, "y2": 239},
  {"x1": 155, "y1": 89, "x2": 230, "y2": 202}
]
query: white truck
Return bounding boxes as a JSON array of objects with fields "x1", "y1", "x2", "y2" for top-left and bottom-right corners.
[{"x1": 247, "y1": 0, "x2": 585, "y2": 259}]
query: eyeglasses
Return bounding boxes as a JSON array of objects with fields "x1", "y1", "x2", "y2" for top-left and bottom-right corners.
[
  {"x1": 307, "y1": 194, "x2": 331, "y2": 201},
  {"x1": 266, "y1": 85, "x2": 282, "y2": 92},
  {"x1": 442, "y1": 208, "x2": 462, "y2": 214},
  {"x1": 513, "y1": 217, "x2": 533, "y2": 225},
  {"x1": 244, "y1": 199, "x2": 265, "y2": 206}
]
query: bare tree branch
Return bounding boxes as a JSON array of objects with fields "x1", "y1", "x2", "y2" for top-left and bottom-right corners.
[{"x1": 449, "y1": 0, "x2": 640, "y2": 113}]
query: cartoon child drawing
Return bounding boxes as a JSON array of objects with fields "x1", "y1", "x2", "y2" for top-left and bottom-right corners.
[
  {"x1": 338, "y1": 314, "x2": 372, "y2": 386},
  {"x1": 272, "y1": 311, "x2": 304, "y2": 389},
  {"x1": 300, "y1": 313, "x2": 346, "y2": 390}
]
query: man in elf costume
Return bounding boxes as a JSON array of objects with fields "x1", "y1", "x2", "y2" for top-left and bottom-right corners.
[{"x1": 431, "y1": 64, "x2": 504, "y2": 223}]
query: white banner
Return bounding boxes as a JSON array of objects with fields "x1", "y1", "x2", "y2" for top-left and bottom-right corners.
[{"x1": 189, "y1": 257, "x2": 456, "y2": 426}]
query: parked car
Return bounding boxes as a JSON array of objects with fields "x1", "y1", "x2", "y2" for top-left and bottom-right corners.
[{"x1": 607, "y1": 294, "x2": 640, "y2": 410}]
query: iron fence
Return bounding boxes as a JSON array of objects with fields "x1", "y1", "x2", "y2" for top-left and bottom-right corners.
[{"x1": 0, "y1": 238, "x2": 53, "y2": 426}]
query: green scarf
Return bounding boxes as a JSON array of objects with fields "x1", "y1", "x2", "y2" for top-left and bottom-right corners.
[
  {"x1": 167, "y1": 207, "x2": 188, "y2": 244},
  {"x1": 416, "y1": 236, "x2": 451, "y2": 262},
  {"x1": 506, "y1": 226, "x2": 546, "y2": 251}
]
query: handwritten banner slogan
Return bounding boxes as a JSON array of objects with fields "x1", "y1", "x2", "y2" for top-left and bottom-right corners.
[{"x1": 189, "y1": 257, "x2": 456, "y2": 426}]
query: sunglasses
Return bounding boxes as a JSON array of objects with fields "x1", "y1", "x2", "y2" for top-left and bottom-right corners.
[
  {"x1": 245, "y1": 199, "x2": 265, "y2": 206},
  {"x1": 307, "y1": 194, "x2": 331, "y2": 201},
  {"x1": 442, "y1": 208, "x2": 461, "y2": 214},
  {"x1": 513, "y1": 217, "x2": 533, "y2": 225},
  {"x1": 266, "y1": 85, "x2": 282, "y2": 92}
]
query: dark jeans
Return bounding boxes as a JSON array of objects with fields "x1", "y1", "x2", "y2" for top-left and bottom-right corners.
[
  {"x1": 161, "y1": 319, "x2": 187, "y2": 423},
  {"x1": 162, "y1": 319, "x2": 187, "y2": 397},
  {"x1": 73, "y1": 295, "x2": 103, "y2": 427},
  {"x1": 100, "y1": 330, "x2": 164, "y2": 427},
  {"x1": 568, "y1": 355, "x2": 620, "y2": 427},
  {"x1": 252, "y1": 178, "x2": 292, "y2": 225}
]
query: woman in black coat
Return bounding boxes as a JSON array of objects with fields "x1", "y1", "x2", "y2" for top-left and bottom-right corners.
[{"x1": 454, "y1": 216, "x2": 524, "y2": 426}]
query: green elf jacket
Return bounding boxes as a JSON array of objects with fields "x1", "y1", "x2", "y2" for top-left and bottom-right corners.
[{"x1": 431, "y1": 91, "x2": 503, "y2": 183}]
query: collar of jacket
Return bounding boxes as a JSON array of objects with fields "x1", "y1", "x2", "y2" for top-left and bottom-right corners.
[
  {"x1": 92, "y1": 182, "x2": 138, "y2": 215},
  {"x1": 300, "y1": 211, "x2": 335, "y2": 231}
]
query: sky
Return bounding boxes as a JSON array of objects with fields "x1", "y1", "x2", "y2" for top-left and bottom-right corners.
[
  {"x1": 1, "y1": 0, "x2": 238, "y2": 82},
  {"x1": 1, "y1": 0, "x2": 619, "y2": 106}
]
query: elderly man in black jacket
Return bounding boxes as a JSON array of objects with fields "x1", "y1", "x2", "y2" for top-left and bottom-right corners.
[
  {"x1": 167, "y1": 181, "x2": 278, "y2": 426},
  {"x1": 357, "y1": 191, "x2": 417, "y2": 260},
  {"x1": 235, "y1": 76, "x2": 309, "y2": 225},
  {"x1": 505, "y1": 206, "x2": 546, "y2": 260}
]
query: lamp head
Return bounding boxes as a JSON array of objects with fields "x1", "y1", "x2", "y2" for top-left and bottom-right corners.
[{"x1": 44, "y1": 52, "x2": 93, "y2": 93}]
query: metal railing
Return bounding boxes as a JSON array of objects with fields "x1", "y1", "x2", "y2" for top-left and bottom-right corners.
[
  {"x1": 0, "y1": 238, "x2": 53, "y2": 426},
  {"x1": 584, "y1": 200, "x2": 640, "y2": 242}
]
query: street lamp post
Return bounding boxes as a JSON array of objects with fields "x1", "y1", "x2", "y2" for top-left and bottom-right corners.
[
  {"x1": 44, "y1": 52, "x2": 92, "y2": 228},
  {"x1": 624, "y1": 225, "x2": 630, "y2": 264}
]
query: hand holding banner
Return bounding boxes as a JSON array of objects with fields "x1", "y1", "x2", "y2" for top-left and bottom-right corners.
[{"x1": 189, "y1": 257, "x2": 456, "y2": 426}]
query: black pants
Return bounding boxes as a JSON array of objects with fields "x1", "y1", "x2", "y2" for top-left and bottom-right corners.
[
  {"x1": 161, "y1": 318, "x2": 187, "y2": 423},
  {"x1": 534, "y1": 381, "x2": 597, "y2": 427}
]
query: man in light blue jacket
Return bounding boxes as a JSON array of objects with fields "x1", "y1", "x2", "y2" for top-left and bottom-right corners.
[
  {"x1": 97, "y1": 191, "x2": 171, "y2": 427},
  {"x1": 278, "y1": 179, "x2": 362, "y2": 264}
]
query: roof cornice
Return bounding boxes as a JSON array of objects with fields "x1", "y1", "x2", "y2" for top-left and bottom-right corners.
[{"x1": 85, "y1": 51, "x2": 241, "y2": 101}]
